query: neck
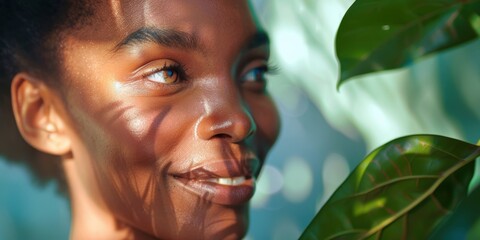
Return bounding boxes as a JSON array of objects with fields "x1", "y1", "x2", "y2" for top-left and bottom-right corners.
[{"x1": 62, "y1": 158, "x2": 154, "y2": 240}]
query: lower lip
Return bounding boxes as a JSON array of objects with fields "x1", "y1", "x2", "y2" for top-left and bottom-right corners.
[{"x1": 173, "y1": 177, "x2": 255, "y2": 206}]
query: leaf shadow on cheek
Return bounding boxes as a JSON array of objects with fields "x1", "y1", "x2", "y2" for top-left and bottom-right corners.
[
  {"x1": 203, "y1": 143, "x2": 251, "y2": 239},
  {"x1": 89, "y1": 101, "x2": 181, "y2": 238},
  {"x1": 147, "y1": 106, "x2": 216, "y2": 238},
  {"x1": 92, "y1": 100, "x2": 250, "y2": 238}
]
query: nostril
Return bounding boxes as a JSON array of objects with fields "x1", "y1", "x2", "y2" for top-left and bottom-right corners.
[
  {"x1": 195, "y1": 95, "x2": 257, "y2": 142},
  {"x1": 214, "y1": 133, "x2": 232, "y2": 139},
  {"x1": 196, "y1": 112, "x2": 256, "y2": 142},
  {"x1": 209, "y1": 120, "x2": 254, "y2": 142}
]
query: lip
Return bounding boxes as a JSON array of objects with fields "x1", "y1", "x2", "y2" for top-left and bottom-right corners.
[{"x1": 172, "y1": 158, "x2": 260, "y2": 206}]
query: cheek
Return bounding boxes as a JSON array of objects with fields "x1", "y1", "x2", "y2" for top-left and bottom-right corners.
[
  {"x1": 65, "y1": 97, "x2": 167, "y2": 185},
  {"x1": 70, "y1": 97, "x2": 182, "y2": 162},
  {"x1": 249, "y1": 95, "x2": 280, "y2": 145},
  {"x1": 65, "y1": 100, "x2": 200, "y2": 234}
]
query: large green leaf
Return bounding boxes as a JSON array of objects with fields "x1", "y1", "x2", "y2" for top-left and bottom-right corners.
[
  {"x1": 300, "y1": 135, "x2": 480, "y2": 240},
  {"x1": 336, "y1": 0, "x2": 480, "y2": 86},
  {"x1": 428, "y1": 185, "x2": 480, "y2": 239}
]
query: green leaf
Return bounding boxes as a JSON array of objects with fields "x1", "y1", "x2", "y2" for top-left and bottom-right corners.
[
  {"x1": 336, "y1": 0, "x2": 480, "y2": 87},
  {"x1": 428, "y1": 185, "x2": 480, "y2": 239},
  {"x1": 300, "y1": 135, "x2": 480, "y2": 240}
]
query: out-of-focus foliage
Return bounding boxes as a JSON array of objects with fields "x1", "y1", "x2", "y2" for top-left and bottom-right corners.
[
  {"x1": 250, "y1": 0, "x2": 480, "y2": 238},
  {"x1": 298, "y1": 0, "x2": 480, "y2": 239},
  {"x1": 259, "y1": 0, "x2": 480, "y2": 152},
  {"x1": 337, "y1": 0, "x2": 480, "y2": 86},
  {"x1": 301, "y1": 135, "x2": 480, "y2": 240}
]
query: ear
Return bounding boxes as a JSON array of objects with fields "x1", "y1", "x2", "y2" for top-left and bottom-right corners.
[{"x1": 11, "y1": 73, "x2": 72, "y2": 156}]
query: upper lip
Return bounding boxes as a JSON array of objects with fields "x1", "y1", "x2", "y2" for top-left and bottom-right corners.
[
  {"x1": 172, "y1": 158, "x2": 261, "y2": 181},
  {"x1": 170, "y1": 155, "x2": 261, "y2": 206}
]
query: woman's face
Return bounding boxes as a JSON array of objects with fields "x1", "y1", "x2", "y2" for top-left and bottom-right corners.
[{"x1": 54, "y1": 0, "x2": 279, "y2": 239}]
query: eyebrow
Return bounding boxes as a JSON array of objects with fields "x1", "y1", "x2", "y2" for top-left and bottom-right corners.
[
  {"x1": 113, "y1": 27, "x2": 270, "y2": 53},
  {"x1": 113, "y1": 27, "x2": 200, "y2": 52},
  {"x1": 245, "y1": 31, "x2": 270, "y2": 50}
]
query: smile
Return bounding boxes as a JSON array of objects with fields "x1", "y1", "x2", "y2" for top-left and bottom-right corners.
[
  {"x1": 206, "y1": 176, "x2": 248, "y2": 186},
  {"x1": 172, "y1": 159, "x2": 260, "y2": 206}
]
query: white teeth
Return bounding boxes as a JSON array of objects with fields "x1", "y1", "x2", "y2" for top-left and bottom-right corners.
[
  {"x1": 218, "y1": 178, "x2": 232, "y2": 185},
  {"x1": 207, "y1": 176, "x2": 246, "y2": 186},
  {"x1": 232, "y1": 176, "x2": 246, "y2": 185}
]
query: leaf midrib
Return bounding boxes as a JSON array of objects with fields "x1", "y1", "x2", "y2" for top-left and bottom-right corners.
[
  {"x1": 358, "y1": 146, "x2": 480, "y2": 239},
  {"x1": 336, "y1": 175, "x2": 438, "y2": 202}
]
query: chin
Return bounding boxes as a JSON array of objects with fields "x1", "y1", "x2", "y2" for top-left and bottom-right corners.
[
  {"x1": 202, "y1": 219, "x2": 249, "y2": 240},
  {"x1": 197, "y1": 205, "x2": 250, "y2": 240}
]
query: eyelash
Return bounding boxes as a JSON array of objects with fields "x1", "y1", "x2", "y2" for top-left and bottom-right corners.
[
  {"x1": 138, "y1": 61, "x2": 278, "y2": 88},
  {"x1": 241, "y1": 63, "x2": 279, "y2": 81},
  {"x1": 263, "y1": 63, "x2": 280, "y2": 76},
  {"x1": 141, "y1": 62, "x2": 190, "y2": 83}
]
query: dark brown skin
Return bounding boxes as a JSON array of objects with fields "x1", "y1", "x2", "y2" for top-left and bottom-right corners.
[{"x1": 10, "y1": 0, "x2": 279, "y2": 239}]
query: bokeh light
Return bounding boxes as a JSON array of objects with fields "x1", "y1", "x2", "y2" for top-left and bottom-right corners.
[
  {"x1": 316, "y1": 153, "x2": 350, "y2": 211},
  {"x1": 251, "y1": 164, "x2": 284, "y2": 208},
  {"x1": 282, "y1": 156, "x2": 313, "y2": 203}
]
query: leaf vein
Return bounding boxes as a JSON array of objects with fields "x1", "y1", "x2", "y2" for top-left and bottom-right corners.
[
  {"x1": 349, "y1": 175, "x2": 438, "y2": 198},
  {"x1": 359, "y1": 146, "x2": 480, "y2": 239}
]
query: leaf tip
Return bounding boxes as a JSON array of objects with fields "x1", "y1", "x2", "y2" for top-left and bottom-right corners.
[{"x1": 337, "y1": 71, "x2": 352, "y2": 91}]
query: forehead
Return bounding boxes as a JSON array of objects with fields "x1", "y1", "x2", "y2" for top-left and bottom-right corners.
[{"x1": 73, "y1": 0, "x2": 258, "y2": 50}]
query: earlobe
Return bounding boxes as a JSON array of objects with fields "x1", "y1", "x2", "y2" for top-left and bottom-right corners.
[{"x1": 11, "y1": 73, "x2": 72, "y2": 156}]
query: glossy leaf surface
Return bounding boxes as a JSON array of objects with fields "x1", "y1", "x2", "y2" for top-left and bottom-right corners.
[
  {"x1": 336, "y1": 0, "x2": 480, "y2": 86},
  {"x1": 300, "y1": 135, "x2": 480, "y2": 240},
  {"x1": 428, "y1": 185, "x2": 480, "y2": 239}
]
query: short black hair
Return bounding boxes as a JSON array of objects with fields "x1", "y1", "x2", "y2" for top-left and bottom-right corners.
[
  {"x1": 0, "y1": 0, "x2": 96, "y2": 92},
  {"x1": 0, "y1": 0, "x2": 96, "y2": 195}
]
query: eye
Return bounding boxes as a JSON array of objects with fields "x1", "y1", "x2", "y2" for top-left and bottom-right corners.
[
  {"x1": 143, "y1": 63, "x2": 181, "y2": 84},
  {"x1": 119, "y1": 59, "x2": 190, "y2": 97},
  {"x1": 240, "y1": 62, "x2": 277, "y2": 93},
  {"x1": 242, "y1": 66, "x2": 268, "y2": 84}
]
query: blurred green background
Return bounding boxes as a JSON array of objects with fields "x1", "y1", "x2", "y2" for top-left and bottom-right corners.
[{"x1": 1, "y1": 0, "x2": 480, "y2": 239}]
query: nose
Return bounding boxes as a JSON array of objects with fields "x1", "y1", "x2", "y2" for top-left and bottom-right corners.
[{"x1": 196, "y1": 86, "x2": 256, "y2": 143}]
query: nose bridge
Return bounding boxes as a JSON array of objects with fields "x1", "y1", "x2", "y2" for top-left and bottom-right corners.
[{"x1": 195, "y1": 76, "x2": 256, "y2": 142}]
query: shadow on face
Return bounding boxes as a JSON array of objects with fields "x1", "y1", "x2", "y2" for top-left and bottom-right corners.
[{"x1": 14, "y1": 0, "x2": 280, "y2": 239}]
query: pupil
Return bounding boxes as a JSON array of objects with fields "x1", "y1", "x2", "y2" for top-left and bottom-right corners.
[{"x1": 255, "y1": 69, "x2": 262, "y2": 79}]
